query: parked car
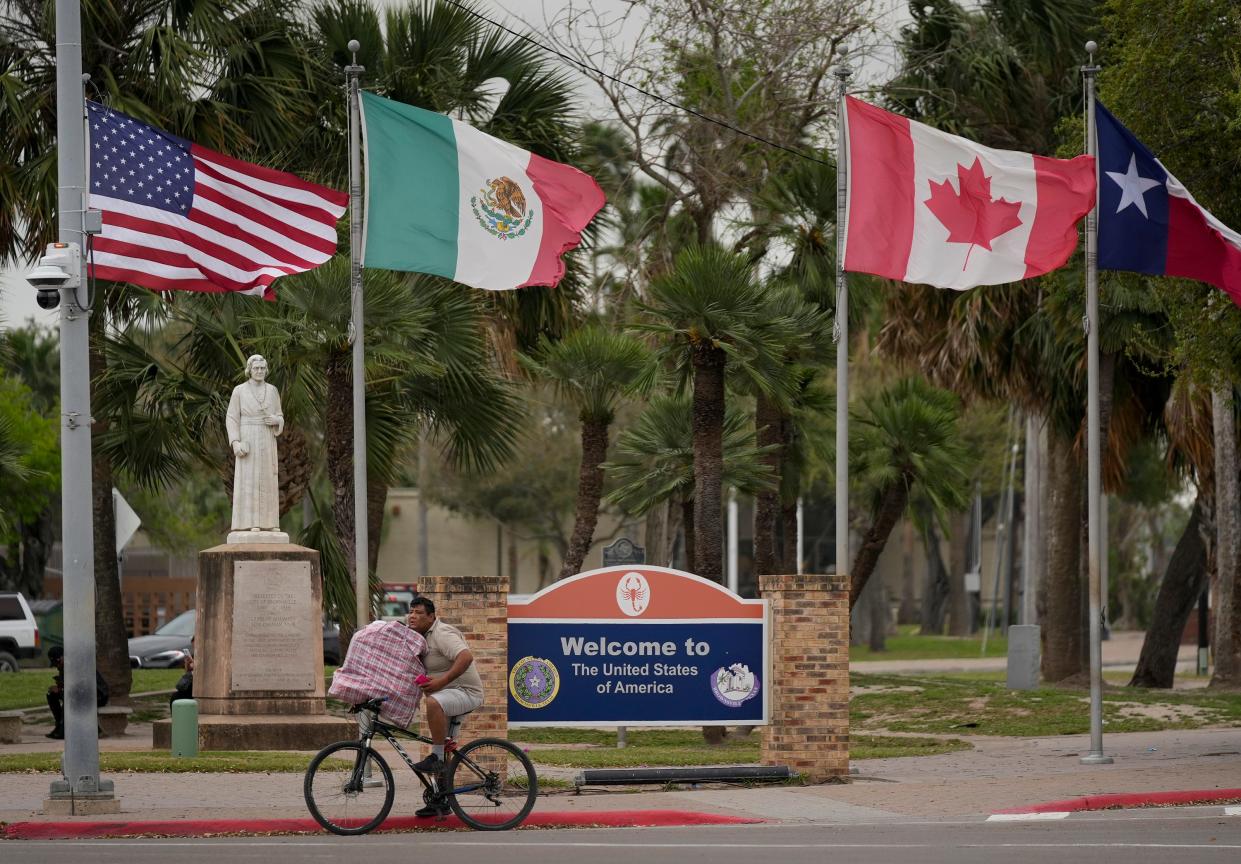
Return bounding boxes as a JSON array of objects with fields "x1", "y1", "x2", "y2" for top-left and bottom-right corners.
[
  {"x1": 127, "y1": 609, "x2": 196, "y2": 668},
  {"x1": 0, "y1": 592, "x2": 40, "y2": 672},
  {"x1": 128, "y1": 609, "x2": 343, "y2": 668}
]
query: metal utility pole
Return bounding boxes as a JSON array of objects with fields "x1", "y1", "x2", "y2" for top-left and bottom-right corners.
[
  {"x1": 47, "y1": 0, "x2": 116, "y2": 809},
  {"x1": 346, "y1": 41, "x2": 369, "y2": 630},
  {"x1": 834, "y1": 54, "x2": 852, "y2": 586},
  {"x1": 1081, "y1": 40, "x2": 1112, "y2": 766}
]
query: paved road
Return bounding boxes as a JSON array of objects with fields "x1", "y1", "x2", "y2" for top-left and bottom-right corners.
[{"x1": 6, "y1": 808, "x2": 1240, "y2": 864}]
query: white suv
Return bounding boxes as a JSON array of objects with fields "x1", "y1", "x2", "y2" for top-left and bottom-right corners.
[{"x1": 0, "y1": 592, "x2": 40, "y2": 672}]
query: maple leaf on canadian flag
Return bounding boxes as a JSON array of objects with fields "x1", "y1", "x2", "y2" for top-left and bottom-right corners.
[
  {"x1": 924, "y1": 158, "x2": 1024, "y2": 267},
  {"x1": 842, "y1": 97, "x2": 1096, "y2": 290}
]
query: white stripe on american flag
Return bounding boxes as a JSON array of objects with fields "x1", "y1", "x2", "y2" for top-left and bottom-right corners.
[
  {"x1": 91, "y1": 196, "x2": 324, "y2": 276},
  {"x1": 92, "y1": 251, "x2": 268, "y2": 296},
  {"x1": 95, "y1": 222, "x2": 296, "y2": 283},
  {"x1": 85, "y1": 101, "x2": 346, "y2": 297},
  {"x1": 193, "y1": 166, "x2": 340, "y2": 244},
  {"x1": 195, "y1": 152, "x2": 346, "y2": 215}
]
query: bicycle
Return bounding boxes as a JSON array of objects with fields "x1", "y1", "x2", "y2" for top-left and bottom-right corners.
[{"x1": 303, "y1": 698, "x2": 538, "y2": 835}]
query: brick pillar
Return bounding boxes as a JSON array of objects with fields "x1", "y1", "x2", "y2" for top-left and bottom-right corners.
[
  {"x1": 759, "y1": 572, "x2": 849, "y2": 781},
  {"x1": 417, "y1": 576, "x2": 509, "y2": 743}
]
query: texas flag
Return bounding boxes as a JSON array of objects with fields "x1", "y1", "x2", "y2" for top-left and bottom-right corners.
[
  {"x1": 1095, "y1": 102, "x2": 1241, "y2": 307},
  {"x1": 842, "y1": 97, "x2": 1096, "y2": 290}
]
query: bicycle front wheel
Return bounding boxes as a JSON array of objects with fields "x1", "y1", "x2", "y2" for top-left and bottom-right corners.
[
  {"x1": 447, "y1": 738, "x2": 538, "y2": 830},
  {"x1": 304, "y1": 741, "x2": 395, "y2": 836}
]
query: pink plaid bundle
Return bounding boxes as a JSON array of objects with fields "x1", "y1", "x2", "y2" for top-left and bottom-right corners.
[{"x1": 327, "y1": 620, "x2": 427, "y2": 727}]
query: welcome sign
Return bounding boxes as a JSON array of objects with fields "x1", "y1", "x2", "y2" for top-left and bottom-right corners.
[{"x1": 507, "y1": 566, "x2": 769, "y2": 726}]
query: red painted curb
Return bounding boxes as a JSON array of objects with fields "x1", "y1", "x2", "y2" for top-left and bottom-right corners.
[
  {"x1": 994, "y1": 788, "x2": 1241, "y2": 815},
  {"x1": 1, "y1": 810, "x2": 761, "y2": 840}
]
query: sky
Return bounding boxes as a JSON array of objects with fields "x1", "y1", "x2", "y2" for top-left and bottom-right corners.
[{"x1": 0, "y1": 0, "x2": 910, "y2": 329}]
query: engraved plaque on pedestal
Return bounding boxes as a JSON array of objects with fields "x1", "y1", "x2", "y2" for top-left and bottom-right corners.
[{"x1": 231, "y1": 560, "x2": 316, "y2": 692}]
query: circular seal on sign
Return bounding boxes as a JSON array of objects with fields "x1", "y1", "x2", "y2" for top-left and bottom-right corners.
[
  {"x1": 709, "y1": 663, "x2": 761, "y2": 708},
  {"x1": 616, "y1": 571, "x2": 650, "y2": 616},
  {"x1": 509, "y1": 656, "x2": 560, "y2": 710}
]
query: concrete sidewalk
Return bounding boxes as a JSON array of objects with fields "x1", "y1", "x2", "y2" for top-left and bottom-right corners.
[
  {"x1": 2, "y1": 631, "x2": 1230, "y2": 834},
  {"x1": 3, "y1": 725, "x2": 1239, "y2": 831}
]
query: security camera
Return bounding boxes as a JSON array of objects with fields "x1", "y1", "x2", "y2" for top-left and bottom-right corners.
[{"x1": 26, "y1": 242, "x2": 81, "y2": 309}]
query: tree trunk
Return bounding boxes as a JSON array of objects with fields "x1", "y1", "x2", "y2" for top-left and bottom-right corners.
[
  {"x1": 681, "y1": 497, "x2": 696, "y2": 574},
  {"x1": 780, "y1": 496, "x2": 799, "y2": 574},
  {"x1": 277, "y1": 425, "x2": 314, "y2": 518},
  {"x1": 850, "y1": 480, "x2": 910, "y2": 606},
  {"x1": 644, "y1": 506, "x2": 664, "y2": 569},
  {"x1": 690, "y1": 343, "x2": 726, "y2": 582},
  {"x1": 664, "y1": 498, "x2": 682, "y2": 569},
  {"x1": 899, "y1": 518, "x2": 918, "y2": 624},
  {"x1": 1042, "y1": 431, "x2": 1086, "y2": 682},
  {"x1": 947, "y1": 509, "x2": 970, "y2": 635},
  {"x1": 1130, "y1": 498, "x2": 1207, "y2": 688},
  {"x1": 919, "y1": 512, "x2": 950, "y2": 634},
  {"x1": 324, "y1": 352, "x2": 357, "y2": 620},
  {"x1": 1211, "y1": 386, "x2": 1240, "y2": 687},
  {"x1": 89, "y1": 313, "x2": 131, "y2": 704},
  {"x1": 561, "y1": 418, "x2": 610, "y2": 579},
  {"x1": 753, "y1": 393, "x2": 781, "y2": 575},
  {"x1": 367, "y1": 478, "x2": 386, "y2": 581},
  {"x1": 868, "y1": 575, "x2": 888, "y2": 652}
]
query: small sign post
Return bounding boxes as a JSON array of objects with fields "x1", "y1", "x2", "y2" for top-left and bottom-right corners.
[{"x1": 602, "y1": 538, "x2": 645, "y2": 567}]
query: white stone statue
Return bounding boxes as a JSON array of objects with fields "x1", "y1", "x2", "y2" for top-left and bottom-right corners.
[{"x1": 225, "y1": 355, "x2": 288, "y2": 544}]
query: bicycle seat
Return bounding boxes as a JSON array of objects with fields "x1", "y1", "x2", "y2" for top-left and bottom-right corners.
[{"x1": 354, "y1": 697, "x2": 386, "y2": 714}]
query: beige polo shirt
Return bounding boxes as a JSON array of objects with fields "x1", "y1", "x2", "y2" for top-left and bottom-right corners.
[{"x1": 422, "y1": 619, "x2": 484, "y2": 700}]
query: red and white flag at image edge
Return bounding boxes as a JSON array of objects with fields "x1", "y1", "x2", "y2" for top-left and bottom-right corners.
[{"x1": 842, "y1": 96, "x2": 1096, "y2": 290}]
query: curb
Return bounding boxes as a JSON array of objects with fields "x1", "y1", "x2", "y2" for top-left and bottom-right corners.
[
  {"x1": 993, "y1": 788, "x2": 1241, "y2": 815},
  {"x1": 1, "y1": 809, "x2": 761, "y2": 840}
]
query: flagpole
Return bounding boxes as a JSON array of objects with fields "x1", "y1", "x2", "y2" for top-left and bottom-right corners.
[
  {"x1": 346, "y1": 40, "x2": 370, "y2": 631},
  {"x1": 834, "y1": 54, "x2": 852, "y2": 590},
  {"x1": 1081, "y1": 39, "x2": 1112, "y2": 766}
]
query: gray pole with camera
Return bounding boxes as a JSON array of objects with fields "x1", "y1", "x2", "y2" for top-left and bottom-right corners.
[{"x1": 37, "y1": 0, "x2": 116, "y2": 807}]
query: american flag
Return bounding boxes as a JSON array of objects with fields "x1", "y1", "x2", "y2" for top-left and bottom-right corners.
[{"x1": 86, "y1": 101, "x2": 347, "y2": 299}]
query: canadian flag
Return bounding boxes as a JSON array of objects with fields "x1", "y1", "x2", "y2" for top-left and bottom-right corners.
[{"x1": 843, "y1": 97, "x2": 1096, "y2": 290}]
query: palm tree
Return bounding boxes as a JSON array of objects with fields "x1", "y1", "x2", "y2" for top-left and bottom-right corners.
[
  {"x1": 848, "y1": 377, "x2": 973, "y2": 605},
  {"x1": 100, "y1": 257, "x2": 518, "y2": 630},
  {"x1": 604, "y1": 394, "x2": 776, "y2": 570},
  {"x1": 521, "y1": 324, "x2": 656, "y2": 579},
  {"x1": 635, "y1": 245, "x2": 797, "y2": 582},
  {"x1": 2, "y1": 0, "x2": 323, "y2": 704}
]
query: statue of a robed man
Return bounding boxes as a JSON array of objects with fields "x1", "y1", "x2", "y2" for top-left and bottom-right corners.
[{"x1": 226, "y1": 354, "x2": 288, "y2": 543}]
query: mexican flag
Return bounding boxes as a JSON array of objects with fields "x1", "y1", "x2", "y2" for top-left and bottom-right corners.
[{"x1": 360, "y1": 92, "x2": 606, "y2": 291}]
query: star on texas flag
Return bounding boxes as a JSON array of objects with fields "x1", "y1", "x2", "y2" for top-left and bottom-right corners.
[{"x1": 1095, "y1": 101, "x2": 1241, "y2": 307}]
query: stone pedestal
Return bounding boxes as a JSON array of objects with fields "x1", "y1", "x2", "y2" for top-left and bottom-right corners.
[
  {"x1": 415, "y1": 576, "x2": 509, "y2": 747},
  {"x1": 152, "y1": 543, "x2": 352, "y2": 751},
  {"x1": 759, "y1": 572, "x2": 850, "y2": 782}
]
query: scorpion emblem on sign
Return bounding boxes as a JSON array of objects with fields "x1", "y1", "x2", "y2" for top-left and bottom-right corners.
[{"x1": 615, "y1": 571, "x2": 650, "y2": 617}]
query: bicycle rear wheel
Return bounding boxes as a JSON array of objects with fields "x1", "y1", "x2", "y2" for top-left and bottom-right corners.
[
  {"x1": 304, "y1": 741, "x2": 395, "y2": 835},
  {"x1": 447, "y1": 738, "x2": 537, "y2": 830}
]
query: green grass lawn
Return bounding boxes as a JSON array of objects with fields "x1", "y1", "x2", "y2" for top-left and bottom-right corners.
[
  {"x1": 850, "y1": 626, "x2": 1009, "y2": 661},
  {"x1": 851, "y1": 672, "x2": 1241, "y2": 736},
  {"x1": 0, "y1": 733, "x2": 965, "y2": 773},
  {"x1": 0, "y1": 668, "x2": 186, "y2": 711}
]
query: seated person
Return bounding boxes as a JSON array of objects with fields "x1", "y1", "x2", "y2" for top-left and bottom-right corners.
[
  {"x1": 46, "y1": 645, "x2": 109, "y2": 740},
  {"x1": 170, "y1": 638, "x2": 194, "y2": 709}
]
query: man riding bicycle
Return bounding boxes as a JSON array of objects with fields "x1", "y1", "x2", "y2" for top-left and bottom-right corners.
[{"x1": 406, "y1": 597, "x2": 484, "y2": 813}]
